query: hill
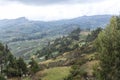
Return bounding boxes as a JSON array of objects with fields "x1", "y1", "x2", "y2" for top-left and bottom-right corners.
[
  {"x1": 19, "y1": 27, "x2": 101, "y2": 80},
  {"x1": 0, "y1": 15, "x2": 111, "y2": 59}
]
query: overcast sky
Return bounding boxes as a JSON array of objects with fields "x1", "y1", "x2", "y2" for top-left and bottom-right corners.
[{"x1": 0, "y1": 0, "x2": 119, "y2": 21}]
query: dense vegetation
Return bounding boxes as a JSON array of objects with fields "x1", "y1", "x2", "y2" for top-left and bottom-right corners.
[{"x1": 94, "y1": 16, "x2": 120, "y2": 80}]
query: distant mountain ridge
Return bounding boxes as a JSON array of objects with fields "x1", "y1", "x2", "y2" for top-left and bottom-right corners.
[
  {"x1": 0, "y1": 15, "x2": 112, "y2": 42},
  {"x1": 0, "y1": 15, "x2": 112, "y2": 29}
]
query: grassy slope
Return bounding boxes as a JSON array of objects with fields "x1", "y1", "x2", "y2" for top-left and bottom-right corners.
[
  {"x1": 37, "y1": 53, "x2": 98, "y2": 80},
  {"x1": 41, "y1": 67, "x2": 71, "y2": 80},
  {"x1": 17, "y1": 67, "x2": 71, "y2": 80}
]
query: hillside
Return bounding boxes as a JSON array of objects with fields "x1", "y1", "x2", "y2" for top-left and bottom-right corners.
[
  {"x1": 0, "y1": 15, "x2": 111, "y2": 59},
  {"x1": 1, "y1": 16, "x2": 119, "y2": 80},
  {"x1": 24, "y1": 27, "x2": 101, "y2": 80}
]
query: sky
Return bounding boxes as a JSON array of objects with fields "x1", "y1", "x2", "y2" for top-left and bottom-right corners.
[{"x1": 0, "y1": 0, "x2": 119, "y2": 21}]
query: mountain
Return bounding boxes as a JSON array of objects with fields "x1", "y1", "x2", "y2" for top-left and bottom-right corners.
[
  {"x1": 0, "y1": 15, "x2": 111, "y2": 42},
  {"x1": 0, "y1": 15, "x2": 112, "y2": 59}
]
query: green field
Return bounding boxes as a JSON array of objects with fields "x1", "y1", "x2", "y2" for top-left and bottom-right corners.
[{"x1": 41, "y1": 67, "x2": 71, "y2": 80}]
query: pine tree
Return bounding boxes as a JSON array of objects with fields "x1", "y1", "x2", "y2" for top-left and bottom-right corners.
[{"x1": 95, "y1": 16, "x2": 120, "y2": 80}]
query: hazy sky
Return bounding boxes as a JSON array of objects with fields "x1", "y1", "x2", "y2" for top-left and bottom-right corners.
[{"x1": 0, "y1": 0, "x2": 119, "y2": 21}]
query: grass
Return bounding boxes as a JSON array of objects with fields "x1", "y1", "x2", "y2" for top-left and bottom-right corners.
[{"x1": 41, "y1": 67, "x2": 71, "y2": 80}]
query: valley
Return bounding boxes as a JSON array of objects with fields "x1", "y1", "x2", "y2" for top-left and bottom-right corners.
[{"x1": 0, "y1": 15, "x2": 111, "y2": 60}]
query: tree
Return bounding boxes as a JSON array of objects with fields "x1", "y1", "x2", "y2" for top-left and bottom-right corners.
[
  {"x1": 94, "y1": 16, "x2": 120, "y2": 80},
  {"x1": 5, "y1": 54, "x2": 18, "y2": 77},
  {"x1": 17, "y1": 57, "x2": 28, "y2": 76},
  {"x1": 29, "y1": 58, "x2": 40, "y2": 74},
  {"x1": 69, "y1": 28, "x2": 81, "y2": 40}
]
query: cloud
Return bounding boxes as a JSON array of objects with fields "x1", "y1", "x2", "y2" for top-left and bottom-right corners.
[
  {"x1": 0, "y1": 0, "x2": 119, "y2": 21},
  {"x1": 3, "y1": 0, "x2": 106, "y2": 5}
]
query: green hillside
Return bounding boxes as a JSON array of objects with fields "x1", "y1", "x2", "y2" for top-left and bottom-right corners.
[{"x1": 0, "y1": 15, "x2": 111, "y2": 60}]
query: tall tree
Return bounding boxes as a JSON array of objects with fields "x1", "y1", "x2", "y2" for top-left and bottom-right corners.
[{"x1": 95, "y1": 16, "x2": 120, "y2": 80}]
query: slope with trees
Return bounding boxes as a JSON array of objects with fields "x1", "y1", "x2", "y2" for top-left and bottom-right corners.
[{"x1": 64, "y1": 16, "x2": 120, "y2": 80}]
